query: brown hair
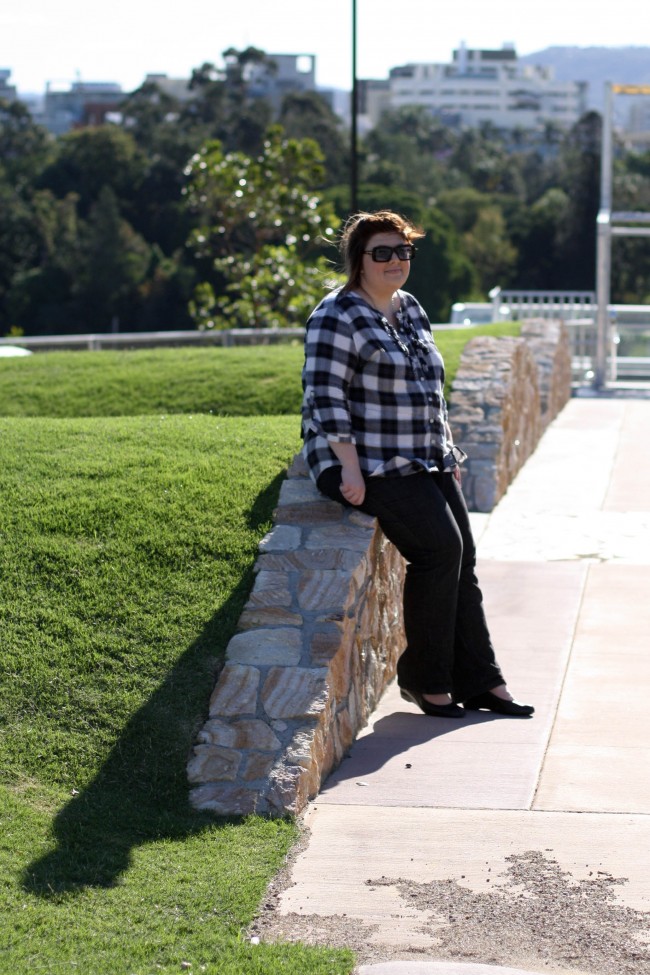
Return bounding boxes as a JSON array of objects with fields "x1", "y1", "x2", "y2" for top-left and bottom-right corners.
[{"x1": 339, "y1": 210, "x2": 425, "y2": 292}]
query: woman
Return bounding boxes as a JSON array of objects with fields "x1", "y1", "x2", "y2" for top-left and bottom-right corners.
[{"x1": 301, "y1": 210, "x2": 533, "y2": 719}]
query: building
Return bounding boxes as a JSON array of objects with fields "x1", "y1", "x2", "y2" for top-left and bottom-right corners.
[
  {"x1": 243, "y1": 53, "x2": 317, "y2": 112},
  {"x1": 142, "y1": 73, "x2": 196, "y2": 103},
  {"x1": 0, "y1": 69, "x2": 17, "y2": 102},
  {"x1": 622, "y1": 95, "x2": 650, "y2": 150},
  {"x1": 40, "y1": 80, "x2": 125, "y2": 135},
  {"x1": 360, "y1": 43, "x2": 587, "y2": 133},
  {"x1": 356, "y1": 78, "x2": 390, "y2": 133}
]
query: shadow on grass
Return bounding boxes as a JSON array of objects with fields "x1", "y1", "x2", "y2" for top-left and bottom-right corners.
[{"x1": 22, "y1": 472, "x2": 287, "y2": 896}]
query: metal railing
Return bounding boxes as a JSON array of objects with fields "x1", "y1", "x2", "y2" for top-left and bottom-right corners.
[
  {"x1": 488, "y1": 289, "x2": 650, "y2": 383},
  {"x1": 492, "y1": 289, "x2": 597, "y2": 322},
  {"x1": 0, "y1": 327, "x2": 305, "y2": 353}
]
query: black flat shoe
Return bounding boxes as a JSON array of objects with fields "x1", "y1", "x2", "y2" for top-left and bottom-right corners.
[
  {"x1": 463, "y1": 691, "x2": 534, "y2": 717},
  {"x1": 400, "y1": 688, "x2": 465, "y2": 718}
]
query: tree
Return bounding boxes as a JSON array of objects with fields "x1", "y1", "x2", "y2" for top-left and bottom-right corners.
[
  {"x1": 436, "y1": 187, "x2": 493, "y2": 233},
  {"x1": 407, "y1": 207, "x2": 478, "y2": 322},
  {"x1": 0, "y1": 185, "x2": 42, "y2": 331},
  {"x1": 184, "y1": 126, "x2": 341, "y2": 328},
  {"x1": 279, "y1": 91, "x2": 348, "y2": 186},
  {"x1": 39, "y1": 126, "x2": 147, "y2": 218},
  {"x1": 362, "y1": 107, "x2": 452, "y2": 203},
  {"x1": 509, "y1": 187, "x2": 570, "y2": 289},
  {"x1": 74, "y1": 186, "x2": 151, "y2": 329},
  {"x1": 0, "y1": 99, "x2": 53, "y2": 189},
  {"x1": 554, "y1": 111, "x2": 602, "y2": 289},
  {"x1": 463, "y1": 207, "x2": 518, "y2": 293},
  {"x1": 118, "y1": 81, "x2": 182, "y2": 152},
  {"x1": 2, "y1": 190, "x2": 82, "y2": 334},
  {"x1": 180, "y1": 49, "x2": 276, "y2": 155}
]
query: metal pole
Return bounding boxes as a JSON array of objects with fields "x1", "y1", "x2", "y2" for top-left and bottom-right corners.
[
  {"x1": 350, "y1": 0, "x2": 358, "y2": 214},
  {"x1": 600, "y1": 82, "x2": 613, "y2": 212},
  {"x1": 595, "y1": 82, "x2": 613, "y2": 389}
]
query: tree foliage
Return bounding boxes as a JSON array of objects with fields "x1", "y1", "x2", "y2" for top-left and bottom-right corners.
[
  {"x1": 6, "y1": 44, "x2": 650, "y2": 336},
  {"x1": 184, "y1": 127, "x2": 341, "y2": 328}
]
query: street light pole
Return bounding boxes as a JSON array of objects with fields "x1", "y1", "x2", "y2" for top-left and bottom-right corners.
[
  {"x1": 595, "y1": 81, "x2": 613, "y2": 389},
  {"x1": 350, "y1": 0, "x2": 358, "y2": 214}
]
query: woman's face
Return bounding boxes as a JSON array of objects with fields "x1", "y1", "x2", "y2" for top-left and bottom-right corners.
[{"x1": 360, "y1": 231, "x2": 411, "y2": 294}]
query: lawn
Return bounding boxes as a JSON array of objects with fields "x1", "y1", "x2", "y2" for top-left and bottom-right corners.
[
  {"x1": 0, "y1": 414, "x2": 351, "y2": 974},
  {"x1": 0, "y1": 321, "x2": 519, "y2": 418},
  {"x1": 0, "y1": 322, "x2": 519, "y2": 974}
]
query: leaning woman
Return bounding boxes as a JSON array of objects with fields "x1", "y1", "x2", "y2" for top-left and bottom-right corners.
[{"x1": 301, "y1": 209, "x2": 533, "y2": 718}]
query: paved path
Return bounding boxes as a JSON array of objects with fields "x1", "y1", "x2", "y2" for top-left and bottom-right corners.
[{"x1": 261, "y1": 398, "x2": 650, "y2": 975}]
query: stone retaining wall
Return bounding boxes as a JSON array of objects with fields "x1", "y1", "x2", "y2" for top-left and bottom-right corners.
[
  {"x1": 188, "y1": 462, "x2": 406, "y2": 816},
  {"x1": 448, "y1": 319, "x2": 571, "y2": 511},
  {"x1": 188, "y1": 320, "x2": 571, "y2": 816}
]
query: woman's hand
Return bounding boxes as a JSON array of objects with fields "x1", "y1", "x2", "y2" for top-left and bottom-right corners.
[
  {"x1": 340, "y1": 465, "x2": 366, "y2": 506},
  {"x1": 329, "y1": 441, "x2": 365, "y2": 505}
]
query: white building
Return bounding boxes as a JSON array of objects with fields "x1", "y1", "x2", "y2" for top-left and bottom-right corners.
[{"x1": 362, "y1": 43, "x2": 587, "y2": 132}]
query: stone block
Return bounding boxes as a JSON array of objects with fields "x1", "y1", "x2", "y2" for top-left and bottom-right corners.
[
  {"x1": 208, "y1": 664, "x2": 260, "y2": 717},
  {"x1": 255, "y1": 549, "x2": 342, "y2": 571},
  {"x1": 189, "y1": 783, "x2": 263, "y2": 815},
  {"x1": 473, "y1": 474, "x2": 499, "y2": 512},
  {"x1": 286, "y1": 452, "x2": 308, "y2": 478},
  {"x1": 461, "y1": 441, "x2": 499, "y2": 461},
  {"x1": 310, "y1": 624, "x2": 343, "y2": 664},
  {"x1": 241, "y1": 752, "x2": 278, "y2": 781},
  {"x1": 197, "y1": 718, "x2": 281, "y2": 750},
  {"x1": 328, "y1": 644, "x2": 353, "y2": 700},
  {"x1": 351, "y1": 554, "x2": 370, "y2": 593},
  {"x1": 187, "y1": 744, "x2": 241, "y2": 783},
  {"x1": 462, "y1": 425, "x2": 505, "y2": 444},
  {"x1": 277, "y1": 500, "x2": 344, "y2": 525},
  {"x1": 305, "y1": 524, "x2": 373, "y2": 552},
  {"x1": 227, "y1": 627, "x2": 302, "y2": 667},
  {"x1": 297, "y1": 569, "x2": 353, "y2": 611},
  {"x1": 336, "y1": 707, "x2": 355, "y2": 757},
  {"x1": 277, "y1": 478, "x2": 320, "y2": 505},
  {"x1": 286, "y1": 725, "x2": 323, "y2": 770},
  {"x1": 261, "y1": 667, "x2": 330, "y2": 720},
  {"x1": 447, "y1": 406, "x2": 486, "y2": 424},
  {"x1": 266, "y1": 764, "x2": 304, "y2": 815},
  {"x1": 247, "y1": 570, "x2": 291, "y2": 608},
  {"x1": 259, "y1": 524, "x2": 302, "y2": 552},
  {"x1": 237, "y1": 606, "x2": 303, "y2": 630},
  {"x1": 348, "y1": 510, "x2": 376, "y2": 529}
]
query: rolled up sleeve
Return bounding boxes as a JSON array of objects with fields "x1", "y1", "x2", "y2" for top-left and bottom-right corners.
[{"x1": 303, "y1": 307, "x2": 358, "y2": 444}]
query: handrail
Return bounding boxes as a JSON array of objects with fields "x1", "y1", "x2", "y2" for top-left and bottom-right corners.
[{"x1": 0, "y1": 327, "x2": 305, "y2": 352}]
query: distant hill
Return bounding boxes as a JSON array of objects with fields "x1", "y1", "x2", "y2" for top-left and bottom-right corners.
[{"x1": 520, "y1": 46, "x2": 650, "y2": 112}]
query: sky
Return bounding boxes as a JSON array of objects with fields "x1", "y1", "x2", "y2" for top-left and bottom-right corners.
[{"x1": 2, "y1": 0, "x2": 649, "y2": 96}]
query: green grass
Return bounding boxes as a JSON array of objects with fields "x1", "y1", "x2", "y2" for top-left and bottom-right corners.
[
  {"x1": 0, "y1": 322, "x2": 520, "y2": 419},
  {"x1": 0, "y1": 414, "x2": 352, "y2": 974},
  {"x1": 0, "y1": 321, "x2": 519, "y2": 974},
  {"x1": 0, "y1": 345, "x2": 304, "y2": 418}
]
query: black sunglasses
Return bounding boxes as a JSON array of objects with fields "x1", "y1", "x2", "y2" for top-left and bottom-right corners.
[{"x1": 363, "y1": 244, "x2": 416, "y2": 262}]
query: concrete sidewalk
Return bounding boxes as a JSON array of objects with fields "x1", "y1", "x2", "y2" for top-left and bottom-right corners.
[{"x1": 258, "y1": 398, "x2": 650, "y2": 975}]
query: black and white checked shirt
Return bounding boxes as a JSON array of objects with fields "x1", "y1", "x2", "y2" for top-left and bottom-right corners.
[{"x1": 301, "y1": 287, "x2": 457, "y2": 483}]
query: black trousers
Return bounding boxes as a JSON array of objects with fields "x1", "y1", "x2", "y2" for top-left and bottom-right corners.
[{"x1": 317, "y1": 466, "x2": 505, "y2": 702}]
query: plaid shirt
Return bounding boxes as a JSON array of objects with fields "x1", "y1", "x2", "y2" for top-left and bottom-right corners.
[{"x1": 301, "y1": 287, "x2": 457, "y2": 483}]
